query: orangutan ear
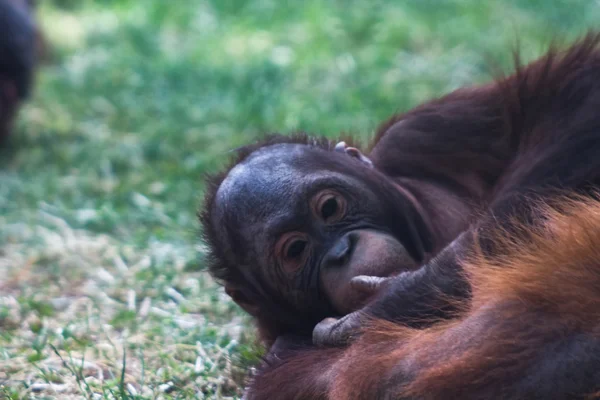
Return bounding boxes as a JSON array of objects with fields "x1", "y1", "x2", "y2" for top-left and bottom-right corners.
[
  {"x1": 225, "y1": 285, "x2": 260, "y2": 316},
  {"x1": 334, "y1": 141, "x2": 373, "y2": 168}
]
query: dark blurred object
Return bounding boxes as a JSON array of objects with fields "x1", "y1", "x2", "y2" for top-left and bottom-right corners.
[{"x1": 0, "y1": 0, "x2": 44, "y2": 145}]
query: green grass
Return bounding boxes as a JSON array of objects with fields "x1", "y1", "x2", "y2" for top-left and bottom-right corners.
[{"x1": 0, "y1": 0, "x2": 598, "y2": 398}]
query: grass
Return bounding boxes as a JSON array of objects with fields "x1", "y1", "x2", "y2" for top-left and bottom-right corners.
[{"x1": 0, "y1": 0, "x2": 598, "y2": 398}]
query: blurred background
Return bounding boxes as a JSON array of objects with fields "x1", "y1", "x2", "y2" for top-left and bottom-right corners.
[{"x1": 0, "y1": 0, "x2": 598, "y2": 398}]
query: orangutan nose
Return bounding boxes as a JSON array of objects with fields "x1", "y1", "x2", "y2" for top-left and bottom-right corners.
[{"x1": 321, "y1": 232, "x2": 356, "y2": 269}]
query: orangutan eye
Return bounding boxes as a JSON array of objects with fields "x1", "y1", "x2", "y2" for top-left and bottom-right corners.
[
  {"x1": 314, "y1": 191, "x2": 346, "y2": 223},
  {"x1": 286, "y1": 239, "x2": 307, "y2": 259},
  {"x1": 276, "y1": 233, "x2": 310, "y2": 274},
  {"x1": 320, "y1": 197, "x2": 338, "y2": 221}
]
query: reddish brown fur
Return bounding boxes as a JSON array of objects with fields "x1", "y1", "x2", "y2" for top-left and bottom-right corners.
[
  {"x1": 336, "y1": 195, "x2": 600, "y2": 399},
  {"x1": 248, "y1": 195, "x2": 600, "y2": 399}
]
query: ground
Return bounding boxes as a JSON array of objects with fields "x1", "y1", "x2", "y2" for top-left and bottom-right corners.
[{"x1": 0, "y1": 0, "x2": 598, "y2": 398}]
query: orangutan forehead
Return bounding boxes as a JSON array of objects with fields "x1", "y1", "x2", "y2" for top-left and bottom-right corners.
[
  {"x1": 214, "y1": 143, "x2": 316, "y2": 222},
  {"x1": 218, "y1": 144, "x2": 311, "y2": 200}
]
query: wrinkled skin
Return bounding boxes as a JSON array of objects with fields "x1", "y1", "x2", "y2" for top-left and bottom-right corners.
[{"x1": 207, "y1": 140, "x2": 431, "y2": 337}]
